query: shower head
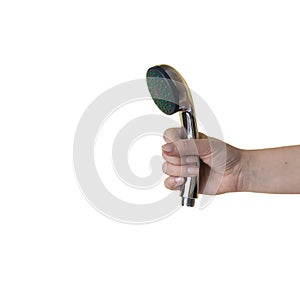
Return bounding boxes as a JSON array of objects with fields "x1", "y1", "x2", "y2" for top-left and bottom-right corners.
[
  {"x1": 146, "y1": 64, "x2": 195, "y2": 115},
  {"x1": 146, "y1": 65, "x2": 180, "y2": 115},
  {"x1": 146, "y1": 64, "x2": 199, "y2": 207}
]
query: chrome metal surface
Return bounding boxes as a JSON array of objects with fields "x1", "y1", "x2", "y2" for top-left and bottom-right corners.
[{"x1": 179, "y1": 111, "x2": 199, "y2": 206}]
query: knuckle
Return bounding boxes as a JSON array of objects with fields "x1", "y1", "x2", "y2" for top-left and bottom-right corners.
[
  {"x1": 164, "y1": 178, "x2": 173, "y2": 190},
  {"x1": 162, "y1": 162, "x2": 173, "y2": 175},
  {"x1": 168, "y1": 156, "x2": 181, "y2": 165},
  {"x1": 163, "y1": 127, "x2": 181, "y2": 142},
  {"x1": 163, "y1": 128, "x2": 173, "y2": 141}
]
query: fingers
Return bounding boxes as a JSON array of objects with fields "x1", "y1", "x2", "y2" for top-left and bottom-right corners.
[
  {"x1": 162, "y1": 162, "x2": 199, "y2": 177},
  {"x1": 163, "y1": 127, "x2": 186, "y2": 143},
  {"x1": 164, "y1": 176, "x2": 185, "y2": 190},
  {"x1": 162, "y1": 138, "x2": 211, "y2": 158},
  {"x1": 162, "y1": 129, "x2": 209, "y2": 191},
  {"x1": 162, "y1": 152, "x2": 198, "y2": 166}
]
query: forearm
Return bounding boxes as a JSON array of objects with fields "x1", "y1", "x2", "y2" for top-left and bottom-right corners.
[{"x1": 241, "y1": 145, "x2": 300, "y2": 193}]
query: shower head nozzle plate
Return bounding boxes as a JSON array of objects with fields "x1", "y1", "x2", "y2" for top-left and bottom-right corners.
[{"x1": 146, "y1": 66, "x2": 180, "y2": 115}]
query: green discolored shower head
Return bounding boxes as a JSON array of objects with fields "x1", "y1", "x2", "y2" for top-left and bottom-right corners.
[{"x1": 146, "y1": 66, "x2": 180, "y2": 115}]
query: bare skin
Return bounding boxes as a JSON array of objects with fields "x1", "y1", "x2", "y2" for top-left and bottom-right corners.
[{"x1": 162, "y1": 127, "x2": 300, "y2": 194}]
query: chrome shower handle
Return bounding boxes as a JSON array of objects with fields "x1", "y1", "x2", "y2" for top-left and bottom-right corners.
[{"x1": 180, "y1": 111, "x2": 199, "y2": 207}]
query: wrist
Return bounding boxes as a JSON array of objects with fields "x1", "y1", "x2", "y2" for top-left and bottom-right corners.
[{"x1": 236, "y1": 149, "x2": 252, "y2": 192}]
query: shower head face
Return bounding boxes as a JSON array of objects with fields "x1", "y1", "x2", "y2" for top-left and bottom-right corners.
[{"x1": 146, "y1": 66, "x2": 180, "y2": 115}]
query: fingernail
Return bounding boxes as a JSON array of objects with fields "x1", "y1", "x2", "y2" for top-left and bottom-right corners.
[
  {"x1": 162, "y1": 143, "x2": 173, "y2": 152},
  {"x1": 174, "y1": 177, "x2": 184, "y2": 185},
  {"x1": 186, "y1": 156, "x2": 195, "y2": 163},
  {"x1": 187, "y1": 167, "x2": 199, "y2": 175}
]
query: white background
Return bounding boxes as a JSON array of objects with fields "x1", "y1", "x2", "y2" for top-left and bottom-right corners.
[{"x1": 1, "y1": 0, "x2": 300, "y2": 299}]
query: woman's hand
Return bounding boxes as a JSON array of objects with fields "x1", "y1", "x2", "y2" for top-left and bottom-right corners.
[{"x1": 161, "y1": 127, "x2": 247, "y2": 195}]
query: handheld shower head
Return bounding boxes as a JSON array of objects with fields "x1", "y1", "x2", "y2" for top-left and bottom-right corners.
[
  {"x1": 146, "y1": 64, "x2": 200, "y2": 207},
  {"x1": 146, "y1": 66, "x2": 180, "y2": 115},
  {"x1": 146, "y1": 65, "x2": 196, "y2": 114}
]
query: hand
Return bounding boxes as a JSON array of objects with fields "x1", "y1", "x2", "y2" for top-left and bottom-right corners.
[{"x1": 161, "y1": 127, "x2": 246, "y2": 195}]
